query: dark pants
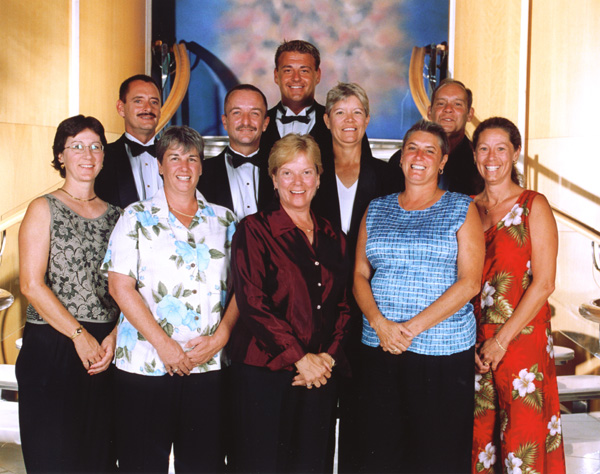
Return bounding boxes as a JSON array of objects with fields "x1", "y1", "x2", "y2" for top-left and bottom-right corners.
[
  {"x1": 16, "y1": 322, "x2": 116, "y2": 474},
  {"x1": 114, "y1": 368, "x2": 225, "y2": 473},
  {"x1": 228, "y1": 363, "x2": 339, "y2": 473},
  {"x1": 358, "y1": 345, "x2": 475, "y2": 474}
]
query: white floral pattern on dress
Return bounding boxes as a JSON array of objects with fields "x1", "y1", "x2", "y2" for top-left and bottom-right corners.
[
  {"x1": 102, "y1": 188, "x2": 236, "y2": 376},
  {"x1": 480, "y1": 281, "x2": 496, "y2": 308},
  {"x1": 502, "y1": 204, "x2": 524, "y2": 227},
  {"x1": 548, "y1": 415, "x2": 561, "y2": 436},
  {"x1": 512, "y1": 368, "x2": 536, "y2": 398},
  {"x1": 505, "y1": 452, "x2": 523, "y2": 474},
  {"x1": 478, "y1": 442, "x2": 497, "y2": 470}
]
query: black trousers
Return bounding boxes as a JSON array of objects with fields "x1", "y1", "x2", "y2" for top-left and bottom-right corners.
[
  {"x1": 114, "y1": 368, "x2": 225, "y2": 473},
  {"x1": 16, "y1": 322, "x2": 117, "y2": 474},
  {"x1": 358, "y1": 345, "x2": 475, "y2": 474},
  {"x1": 228, "y1": 363, "x2": 339, "y2": 473}
]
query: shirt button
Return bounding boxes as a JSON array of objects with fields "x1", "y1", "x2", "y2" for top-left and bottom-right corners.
[
  {"x1": 317, "y1": 305, "x2": 321, "y2": 310},
  {"x1": 191, "y1": 263, "x2": 196, "y2": 268},
  {"x1": 314, "y1": 261, "x2": 320, "y2": 266},
  {"x1": 317, "y1": 282, "x2": 322, "y2": 287},
  {"x1": 192, "y1": 289, "x2": 197, "y2": 294}
]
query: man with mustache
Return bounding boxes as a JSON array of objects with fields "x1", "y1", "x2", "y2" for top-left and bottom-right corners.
[
  {"x1": 387, "y1": 78, "x2": 484, "y2": 195},
  {"x1": 95, "y1": 74, "x2": 162, "y2": 208},
  {"x1": 197, "y1": 84, "x2": 273, "y2": 218}
]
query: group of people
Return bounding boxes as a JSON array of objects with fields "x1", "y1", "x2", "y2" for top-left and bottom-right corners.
[{"x1": 16, "y1": 38, "x2": 566, "y2": 474}]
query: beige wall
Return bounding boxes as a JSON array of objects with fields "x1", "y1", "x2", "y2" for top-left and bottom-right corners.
[
  {"x1": 0, "y1": 0, "x2": 147, "y2": 363},
  {"x1": 454, "y1": 0, "x2": 600, "y2": 377},
  {"x1": 454, "y1": 0, "x2": 522, "y2": 131}
]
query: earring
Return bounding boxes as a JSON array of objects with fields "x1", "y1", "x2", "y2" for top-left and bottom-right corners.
[
  {"x1": 60, "y1": 163, "x2": 65, "y2": 169},
  {"x1": 439, "y1": 168, "x2": 444, "y2": 175}
]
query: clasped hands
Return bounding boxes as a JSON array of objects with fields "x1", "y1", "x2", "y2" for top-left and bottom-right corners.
[
  {"x1": 158, "y1": 334, "x2": 226, "y2": 376},
  {"x1": 374, "y1": 318, "x2": 414, "y2": 355},
  {"x1": 292, "y1": 353, "x2": 335, "y2": 389}
]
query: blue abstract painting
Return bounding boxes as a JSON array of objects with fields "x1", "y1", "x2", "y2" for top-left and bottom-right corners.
[{"x1": 172, "y1": 0, "x2": 448, "y2": 139}]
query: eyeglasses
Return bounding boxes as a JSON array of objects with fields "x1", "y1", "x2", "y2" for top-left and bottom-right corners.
[{"x1": 64, "y1": 142, "x2": 104, "y2": 154}]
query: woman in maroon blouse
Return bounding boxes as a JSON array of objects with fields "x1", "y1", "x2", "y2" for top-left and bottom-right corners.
[{"x1": 228, "y1": 134, "x2": 351, "y2": 473}]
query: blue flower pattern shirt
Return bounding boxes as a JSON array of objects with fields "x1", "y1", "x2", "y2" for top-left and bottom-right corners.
[
  {"x1": 102, "y1": 188, "x2": 236, "y2": 376},
  {"x1": 362, "y1": 192, "x2": 476, "y2": 356}
]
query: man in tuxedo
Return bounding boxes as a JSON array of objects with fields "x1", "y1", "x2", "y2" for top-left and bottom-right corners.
[
  {"x1": 95, "y1": 74, "x2": 162, "y2": 208},
  {"x1": 387, "y1": 78, "x2": 484, "y2": 195},
  {"x1": 197, "y1": 84, "x2": 272, "y2": 218},
  {"x1": 259, "y1": 40, "x2": 333, "y2": 156}
]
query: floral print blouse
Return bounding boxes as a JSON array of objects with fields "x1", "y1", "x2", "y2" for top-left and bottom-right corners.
[{"x1": 102, "y1": 188, "x2": 236, "y2": 376}]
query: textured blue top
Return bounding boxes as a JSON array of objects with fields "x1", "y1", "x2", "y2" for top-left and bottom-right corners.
[{"x1": 362, "y1": 192, "x2": 476, "y2": 355}]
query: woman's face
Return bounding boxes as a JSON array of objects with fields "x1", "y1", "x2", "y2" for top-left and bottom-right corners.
[
  {"x1": 400, "y1": 131, "x2": 448, "y2": 186},
  {"x1": 324, "y1": 95, "x2": 370, "y2": 147},
  {"x1": 272, "y1": 152, "x2": 320, "y2": 214},
  {"x1": 158, "y1": 144, "x2": 202, "y2": 195},
  {"x1": 474, "y1": 128, "x2": 520, "y2": 186},
  {"x1": 58, "y1": 129, "x2": 104, "y2": 182}
]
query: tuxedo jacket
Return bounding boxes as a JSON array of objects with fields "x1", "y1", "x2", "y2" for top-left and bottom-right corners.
[
  {"x1": 196, "y1": 148, "x2": 274, "y2": 215},
  {"x1": 95, "y1": 134, "x2": 141, "y2": 209},
  {"x1": 259, "y1": 101, "x2": 333, "y2": 157},
  {"x1": 311, "y1": 146, "x2": 389, "y2": 255}
]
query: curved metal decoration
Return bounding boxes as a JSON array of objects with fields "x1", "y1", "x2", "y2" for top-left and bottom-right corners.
[{"x1": 156, "y1": 43, "x2": 191, "y2": 134}]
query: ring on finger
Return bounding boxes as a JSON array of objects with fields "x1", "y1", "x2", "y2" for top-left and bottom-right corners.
[
  {"x1": 173, "y1": 368, "x2": 179, "y2": 373},
  {"x1": 307, "y1": 384, "x2": 312, "y2": 388}
]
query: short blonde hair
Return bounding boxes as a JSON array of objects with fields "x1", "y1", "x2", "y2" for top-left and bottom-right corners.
[
  {"x1": 268, "y1": 134, "x2": 323, "y2": 177},
  {"x1": 325, "y1": 82, "x2": 370, "y2": 116}
]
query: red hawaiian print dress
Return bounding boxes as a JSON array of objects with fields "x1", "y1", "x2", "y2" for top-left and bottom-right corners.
[{"x1": 472, "y1": 190, "x2": 566, "y2": 474}]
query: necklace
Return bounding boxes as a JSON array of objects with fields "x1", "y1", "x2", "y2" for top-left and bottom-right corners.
[
  {"x1": 58, "y1": 187, "x2": 97, "y2": 202},
  {"x1": 296, "y1": 225, "x2": 314, "y2": 232},
  {"x1": 168, "y1": 205, "x2": 197, "y2": 218},
  {"x1": 482, "y1": 195, "x2": 510, "y2": 215}
]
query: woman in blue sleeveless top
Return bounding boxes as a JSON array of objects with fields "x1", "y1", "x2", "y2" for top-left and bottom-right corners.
[{"x1": 354, "y1": 120, "x2": 485, "y2": 473}]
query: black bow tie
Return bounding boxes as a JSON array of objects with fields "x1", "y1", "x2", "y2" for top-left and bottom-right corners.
[
  {"x1": 228, "y1": 147, "x2": 260, "y2": 168},
  {"x1": 125, "y1": 137, "x2": 156, "y2": 157},
  {"x1": 278, "y1": 104, "x2": 314, "y2": 124}
]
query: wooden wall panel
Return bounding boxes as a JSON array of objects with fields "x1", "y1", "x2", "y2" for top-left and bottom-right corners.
[
  {"x1": 0, "y1": 0, "x2": 148, "y2": 364},
  {"x1": 0, "y1": 0, "x2": 70, "y2": 127},
  {"x1": 79, "y1": 0, "x2": 147, "y2": 135},
  {"x1": 453, "y1": 0, "x2": 522, "y2": 133},
  {"x1": 529, "y1": 0, "x2": 600, "y2": 140},
  {"x1": 528, "y1": 0, "x2": 600, "y2": 230}
]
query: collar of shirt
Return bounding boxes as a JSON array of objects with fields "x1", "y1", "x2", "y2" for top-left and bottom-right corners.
[
  {"x1": 125, "y1": 132, "x2": 156, "y2": 148},
  {"x1": 226, "y1": 147, "x2": 261, "y2": 167},
  {"x1": 275, "y1": 102, "x2": 316, "y2": 136},
  {"x1": 265, "y1": 200, "x2": 337, "y2": 241},
  {"x1": 146, "y1": 187, "x2": 210, "y2": 222}
]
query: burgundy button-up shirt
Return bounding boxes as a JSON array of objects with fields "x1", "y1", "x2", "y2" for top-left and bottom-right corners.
[{"x1": 229, "y1": 201, "x2": 351, "y2": 374}]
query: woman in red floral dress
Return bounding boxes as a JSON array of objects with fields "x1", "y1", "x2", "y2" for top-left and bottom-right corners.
[{"x1": 471, "y1": 117, "x2": 566, "y2": 474}]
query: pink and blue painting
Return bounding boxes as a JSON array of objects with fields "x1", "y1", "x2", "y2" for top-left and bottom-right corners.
[{"x1": 171, "y1": 0, "x2": 448, "y2": 139}]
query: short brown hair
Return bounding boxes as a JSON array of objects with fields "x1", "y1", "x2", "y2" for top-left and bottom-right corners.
[
  {"x1": 268, "y1": 134, "x2": 322, "y2": 177},
  {"x1": 156, "y1": 126, "x2": 204, "y2": 164},
  {"x1": 431, "y1": 78, "x2": 473, "y2": 110},
  {"x1": 275, "y1": 40, "x2": 321, "y2": 70}
]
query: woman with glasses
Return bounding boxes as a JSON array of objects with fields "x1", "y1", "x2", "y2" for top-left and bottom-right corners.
[{"x1": 17, "y1": 115, "x2": 121, "y2": 473}]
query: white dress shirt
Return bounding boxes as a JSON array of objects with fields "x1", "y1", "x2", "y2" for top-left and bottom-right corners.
[
  {"x1": 275, "y1": 105, "x2": 316, "y2": 137},
  {"x1": 224, "y1": 148, "x2": 261, "y2": 219},
  {"x1": 125, "y1": 132, "x2": 162, "y2": 200}
]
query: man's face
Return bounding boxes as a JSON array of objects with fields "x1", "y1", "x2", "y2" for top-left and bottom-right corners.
[
  {"x1": 221, "y1": 90, "x2": 270, "y2": 153},
  {"x1": 117, "y1": 80, "x2": 161, "y2": 141},
  {"x1": 274, "y1": 52, "x2": 321, "y2": 113},
  {"x1": 427, "y1": 83, "x2": 473, "y2": 138}
]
